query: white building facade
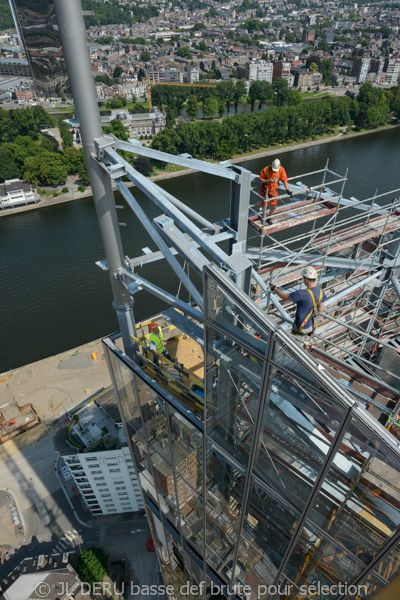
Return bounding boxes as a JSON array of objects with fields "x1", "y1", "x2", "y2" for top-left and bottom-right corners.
[
  {"x1": 246, "y1": 59, "x2": 273, "y2": 83},
  {"x1": 64, "y1": 447, "x2": 144, "y2": 515}
]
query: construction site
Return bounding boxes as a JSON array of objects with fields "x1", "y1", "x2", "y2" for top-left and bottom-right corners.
[{"x1": 43, "y1": 2, "x2": 400, "y2": 598}]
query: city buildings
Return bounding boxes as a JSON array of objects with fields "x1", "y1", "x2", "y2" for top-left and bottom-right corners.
[
  {"x1": 8, "y1": 0, "x2": 68, "y2": 97},
  {"x1": 63, "y1": 399, "x2": 144, "y2": 516},
  {"x1": 1, "y1": 553, "x2": 81, "y2": 600},
  {"x1": 245, "y1": 60, "x2": 273, "y2": 83}
]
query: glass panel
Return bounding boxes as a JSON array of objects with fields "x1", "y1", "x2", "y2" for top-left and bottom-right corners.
[
  {"x1": 205, "y1": 324, "x2": 265, "y2": 468},
  {"x1": 373, "y1": 541, "x2": 400, "y2": 582},
  {"x1": 272, "y1": 341, "x2": 334, "y2": 395},
  {"x1": 106, "y1": 347, "x2": 144, "y2": 434},
  {"x1": 346, "y1": 572, "x2": 387, "y2": 600},
  {"x1": 205, "y1": 440, "x2": 245, "y2": 583},
  {"x1": 13, "y1": 0, "x2": 68, "y2": 96},
  {"x1": 254, "y1": 363, "x2": 344, "y2": 512},
  {"x1": 204, "y1": 270, "x2": 269, "y2": 353},
  {"x1": 284, "y1": 521, "x2": 364, "y2": 599},
  {"x1": 309, "y1": 418, "x2": 400, "y2": 564},
  {"x1": 126, "y1": 423, "x2": 158, "y2": 498},
  {"x1": 238, "y1": 478, "x2": 301, "y2": 588}
]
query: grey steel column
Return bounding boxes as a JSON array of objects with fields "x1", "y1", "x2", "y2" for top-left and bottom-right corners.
[
  {"x1": 229, "y1": 166, "x2": 252, "y2": 254},
  {"x1": 54, "y1": 0, "x2": 137, "y2": 359}
]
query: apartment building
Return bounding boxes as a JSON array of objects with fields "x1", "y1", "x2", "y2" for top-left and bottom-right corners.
[
  {"x1": 245, "y1": 59, "x2": 273, "y2": 83},
  {"x1": 63, "y1": 397, "x2": 144, "y2": 516},
  {"x1": 64, "y1": 447, "x2": 143, "y2": 515}
]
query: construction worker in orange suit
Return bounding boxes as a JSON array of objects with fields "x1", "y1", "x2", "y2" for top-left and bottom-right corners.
[{"x1": 259, "y1": 158, "x2": 292, "y2": 225}]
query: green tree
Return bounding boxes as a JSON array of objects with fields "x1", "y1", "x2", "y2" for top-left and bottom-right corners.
[
  {"x1": 78, "y1": 547, "x2": 108, "y2": 589},
  {"x1": 320, "y1": 59, "x2": 333, "y2": 85},
  {"x1": 166, "y1": 107, "x2": 175, "y2": 128},
  {"x1": 58, "y1": 117, "x2": 73, "y2": 149},
  {"x1": 134, "y1": 156, "x2": 153, "y2": 176},
  {"x1": 140, "y1": 51, "x2": 151, "y2": 62},
  {"x1": 233, "y1": 80, "x2": 247, "y2": 113},
  {"x1": 103, "y1": 119, "x2": 129, "y2": 141},
  {"x1": 309, "y1": 62, "x2": 319, "y2": 73},
  {"x1": 113, "y1": 65, "x2": 123, "y2": 79},
  {"x1": 23, "y1": 152, "x2": 68, "y2": 186},
  {"x1": 198, "y1": 41, "x2": 208, "y2": 52},
  {"x1": 95, "y1": 74, "x2": 114, "y2": 86},
  {"x1": 203, "y1": 97, "x2": 218, "y2": 119},
  {"x1": 186, "y1": 95, "x2": 199, "y2": 120},
  {"x1": 273, "y1": 79, "x2": 290, "y2": 106},
  {"x1": 177, "y1": 47, "x2": 193, "y2": 59}
]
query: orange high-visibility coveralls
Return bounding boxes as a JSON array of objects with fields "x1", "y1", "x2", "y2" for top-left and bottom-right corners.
[{"x1": 259, "y1": 165, "x2": 288, "y2": 210}]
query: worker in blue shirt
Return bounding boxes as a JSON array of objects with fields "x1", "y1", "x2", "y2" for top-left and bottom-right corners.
[{"x1": 270, "y1": 266, "x2": 326, "y2": 336}]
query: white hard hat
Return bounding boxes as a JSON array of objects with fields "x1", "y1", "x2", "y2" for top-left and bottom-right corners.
[
  {"x1": 302, "y1": 266, "x2": 318, "y2": 279},
  {"x1": 272, "y1": 159, "x2": 281, "y2": 172}
]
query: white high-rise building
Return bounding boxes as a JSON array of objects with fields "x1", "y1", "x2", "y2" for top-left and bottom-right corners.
[
  {"x1": 62, "y1": 394, "x2": 144, "y2": 516},
  {"x1": 65, "y1": 447, "x2": 143, "y2": 515},
  {"x1": 383, "y1": 58, "x2": 400, "y2": 85},
  {"x1": 246, "y1": 59, "x2": 273, "y2": 83}
]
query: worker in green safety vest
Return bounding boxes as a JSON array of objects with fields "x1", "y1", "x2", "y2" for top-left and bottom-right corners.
[{"x1": 149, "y1": 322, "x2": 171, "y2": 366}]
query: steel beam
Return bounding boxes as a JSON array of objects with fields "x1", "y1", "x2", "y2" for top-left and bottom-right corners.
[
  {"x1": 154, "y1": 217, "x2": 210, "y2": 275},
  {"x1": 115, "y1": 139, "x2": 239, "y2": 182},
  {"x1": 229, "y1": 165, "x2": 252, "y2": 253},
  {"x1": 54, "y1": 0, "x2": 137, "y2": 361},
  {"x1": 157, "y1": 186, "x2": 215, "y2": 232},
  {"x1": 120, "y1": 270, "x2": 203, "y2": 322},
  {"x1": 115, "y1": 180, "x2": 203, "y2": 309},
  {"x1": 104, "y1": 146, "x2": 227, "y2": 266},
  {"x1": 245, "y1": 249, "x2": 376, "y2": 271},
  {"x1": 325, "y1": 271, "x2": 382, "y2": 306}
]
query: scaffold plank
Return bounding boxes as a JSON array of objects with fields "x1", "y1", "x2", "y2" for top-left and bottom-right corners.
[
  {"x1": 248, "y1": 199, "x2": 337, "y2": 236},
  {"x1": 312, "y1": 212, "x2": 400, "y2": 255}
]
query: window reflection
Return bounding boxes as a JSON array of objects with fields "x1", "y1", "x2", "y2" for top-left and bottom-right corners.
[
  {"x1": 254, "y1": 365, "x2": 344, "y2": 512},
  {"x1": 309, "y1": 419, "x2": 400, "y2": 565},
  {"x1": 205, "y1": 324, "x2": 265, "y2": 468},
  {"x1": 284, "y1": 521, "x2": 364, "y2": 598}
]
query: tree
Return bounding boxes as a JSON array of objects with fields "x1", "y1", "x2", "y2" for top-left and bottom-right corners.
[
  {"x1": 177, "y1": 47, "x2": 193, "y2": 59},
  {"x1": 192, "y1": 22, "x2": 206, "y2": 31},
  {"x1": 140, "y1": 51, "x2": 151, "y2": 62},
  {"x1": 203, "y1": 97, "x2": 218, "y2": 119},
  {"x1": 320, "y1": 59, "x2": 333, "y2": 85},
  {"x1": 103, "y1": 119, "x2": 129, "y2": 141},
  {"x1": 135, "y1": 156, "x2": 153, "y2": 176},
  {"x1": 113, "y1": 65, "x2": 123, "y2": 79},
  {"x1": 186, "y1": 95, "x2": 199, "y2": 120},
  {"x1": 233, "y1": 80, "x2": 247, "y2": 113},
  {"x1": 273, "y1": 79, "x2": 290, "y2": 106},
  {"x1": 198, "y1": 41, "x2": 208, "y2": 52},
  {"x1": 23, "y1": 152, "x2": 68, "y2": 186},
  {"x1": 78, "y1": 547, "x2": 108, "y2": 589},
  {"x1": 58, "y1": 117, "x2": 73, "y2": 149},
  {"x1": 309, "y1": 62, "x2": 319, "y2": 73},
  {"x1": 95, "y1": 74, "x2": 114, "y2": 86}
]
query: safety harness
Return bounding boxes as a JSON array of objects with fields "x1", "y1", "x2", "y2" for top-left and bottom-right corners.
[{"x1": 297, "y1": 287, "x2": 323, "y2": 334}]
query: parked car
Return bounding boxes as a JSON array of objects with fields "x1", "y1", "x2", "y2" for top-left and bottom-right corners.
[{"x1": 146, "y1": 538, "x2": 155, "y2": 552}]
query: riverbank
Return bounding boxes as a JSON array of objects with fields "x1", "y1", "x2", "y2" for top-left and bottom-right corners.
[{"x1": 1, "y1": 123, "x2": 398, "y2": 219}]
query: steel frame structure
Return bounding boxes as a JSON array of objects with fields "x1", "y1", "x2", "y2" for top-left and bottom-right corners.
[{"x1": 54, "y1": 3, "x2": 400, "y2": 599}]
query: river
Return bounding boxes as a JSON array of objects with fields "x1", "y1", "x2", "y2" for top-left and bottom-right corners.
[{"x1": 1, "y1": 127, "x2": 399, "y2": 372}]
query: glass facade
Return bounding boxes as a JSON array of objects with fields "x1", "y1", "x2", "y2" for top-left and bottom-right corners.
[
  {"x1": 11, "y1": 0, "x2": 68, "y2": 96},
  {"x1": 104, "y1": 265, "x2": 400, "y2": 600}
]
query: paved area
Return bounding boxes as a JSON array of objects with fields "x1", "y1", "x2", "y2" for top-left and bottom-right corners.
[{"x1": 0, "y1": 337, "x2": 112, "y2": 426}]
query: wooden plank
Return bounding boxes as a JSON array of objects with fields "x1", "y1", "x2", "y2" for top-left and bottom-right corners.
[{"x1": 249, "y1": 200, "x2": 336, "y2": 236}]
